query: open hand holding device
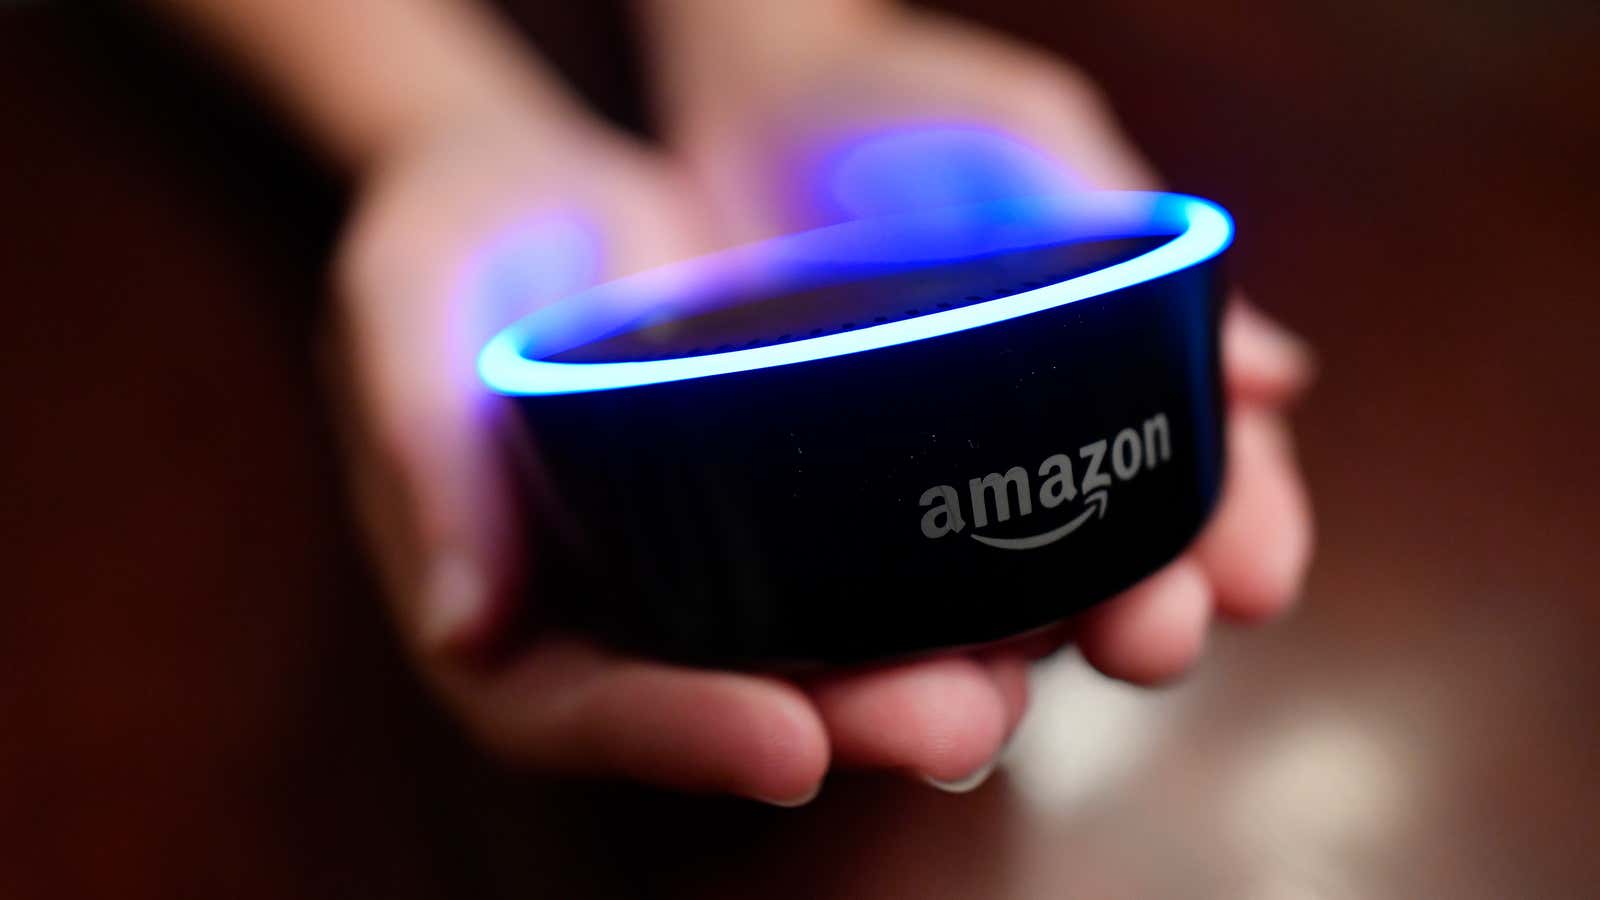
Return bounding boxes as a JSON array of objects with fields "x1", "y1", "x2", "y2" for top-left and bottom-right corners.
[{"x1": 154, "y1": 0, "x2": 1313, "y2": 804}]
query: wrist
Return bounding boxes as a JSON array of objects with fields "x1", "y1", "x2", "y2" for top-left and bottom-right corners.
[
  {"x1": 641, "y1": 0, "x2": 900, "y2": 125},
  {"x1": 641, "y1": 0, "x2": 896, "y2": 50},
  {"x1": 349, "y1": 49, "x2": 588, "y2": 182}
]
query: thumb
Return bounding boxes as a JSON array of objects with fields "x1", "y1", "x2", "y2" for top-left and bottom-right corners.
[{"x1": 329, "y1": 214, "x2": 601, "y2": 658}]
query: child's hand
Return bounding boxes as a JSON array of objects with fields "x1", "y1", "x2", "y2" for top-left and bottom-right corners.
[
  {"x1": 329, "y1": 101, "x2": 1041, "y2": 803},
  {"x1": 648, "y1": 4, "x2": 1316, "y2": 776},
  {"x1": 327, "y1": 7, "x2": 1313, "y2": 807}
]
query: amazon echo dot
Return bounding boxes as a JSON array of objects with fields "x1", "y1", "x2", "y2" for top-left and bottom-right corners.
[{"x1": 480, "y1": 191, "x2": 1232, "y2": 665}]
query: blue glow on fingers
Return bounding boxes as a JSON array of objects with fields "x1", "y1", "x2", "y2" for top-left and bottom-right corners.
[
  {"x1": 813, "y1": 126, "x2": 1081, "y2": 221},
  {"x1": 479, "y1": 192, "x2": 1233, "y2": 396},
  {"x1": 468, "y1": 213, "x2": 602, "y2": 338}
]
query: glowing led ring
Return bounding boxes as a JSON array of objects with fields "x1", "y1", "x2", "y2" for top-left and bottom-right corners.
[{"x1": 481, "y1": 192, "x2": 1230, "y2": 395}]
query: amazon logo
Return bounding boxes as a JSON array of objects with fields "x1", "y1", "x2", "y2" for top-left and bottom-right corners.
[{"x1": 917, "y1": 413, "x2": 1172, "y2": 550}]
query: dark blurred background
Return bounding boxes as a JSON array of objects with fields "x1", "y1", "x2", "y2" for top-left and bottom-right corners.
[{"x1": 3, "y1": 1, "x2": 1597, "y2": 897}]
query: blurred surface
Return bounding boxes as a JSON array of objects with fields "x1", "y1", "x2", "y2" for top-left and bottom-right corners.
[{"x1": 2, "y1": 1, "x2": 1597, "y2": 898}]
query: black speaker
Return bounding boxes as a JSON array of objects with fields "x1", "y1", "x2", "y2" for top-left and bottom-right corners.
[{"x1": 481, "y1": 192, "x2": 1232, "y2": 665}]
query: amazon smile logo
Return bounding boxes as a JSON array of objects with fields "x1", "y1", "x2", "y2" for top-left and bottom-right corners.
[{"x1": 917, "y1": 413, "x2": 1172, "y2": 551}]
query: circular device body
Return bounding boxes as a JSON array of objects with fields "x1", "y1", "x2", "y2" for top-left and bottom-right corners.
[{"x1": 481, "y1": 192, "x2": 1232, "y2": 665}]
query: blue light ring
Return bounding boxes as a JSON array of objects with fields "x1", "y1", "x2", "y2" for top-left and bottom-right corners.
[{"x1": 479, "y1": 192, "x2": 1233, "y2": 397}]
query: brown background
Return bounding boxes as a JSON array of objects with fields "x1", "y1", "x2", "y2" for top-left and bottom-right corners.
[{"x1": 3, "y1": 1, "x2": 1597, "y2": 897}]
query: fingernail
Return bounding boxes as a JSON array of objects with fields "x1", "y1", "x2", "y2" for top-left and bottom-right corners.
[
  {"x1": 421, "y1": 552, "x2": 490, "y2": 651},
  {"x1": 1240, "y1": 304, "x2": 1316, "y2": 376},
  {"x1": 923, "y1": 756, "x2": 999, "y2": 794},
  {"x1": 756, "y1": 783, "x2": 821, "y2": 808}
]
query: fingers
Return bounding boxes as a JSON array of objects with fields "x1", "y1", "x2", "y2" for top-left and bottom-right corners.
[
  {"x1": 807, "y1": 655, "x2": 1011, "y2": 789},
  {"x1": 1222, "y1": 296, "x2": 1317, "y2": 407},
  {"x1": 332, "y1": 194, "x2": 834, "y2": 806},
  {"x1": 436, "y1": 638, "x2": 1034, "y2": 802},
  {"x1": 334, "y1": 170, "x2": 682, "y2": 655},
  {"x1": 331, "y1": 205, "x2": 524, "y2": 657},
  {"x1": 714, "y1": 403, "x2": 1311, "y2": 800},
  {"x1": 995, "y1": 68, "x2": 1161, "y2": 191},
  {"x1": 1076, "y1": 557, "x2": 1214, "y2": 685},
  {"x1": 980, "y1": 652, "x2": 1033, "y2": 738},
  {"x1": 338, "y1": 280, "x2": 833, "y2": 806},
  {"x1": 867, "y1": 10, "x2": 1164, "y2": 193},
  {"x1": 1207, "y1": 299, "x2": 1315, "y2": 621},
  {"x1": 437, "y1": 639, "x2": 830, "y2": 805},
  {"x1": 1195, "y1": 407, "x2": 1315, "y2": 623}
]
